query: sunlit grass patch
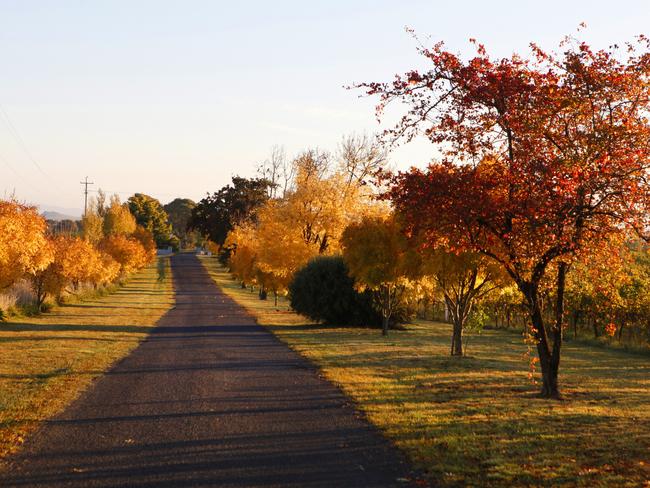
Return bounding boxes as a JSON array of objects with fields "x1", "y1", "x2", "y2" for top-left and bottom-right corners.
[
  {"x1": 0, "y1": 258, "x2": 174, "y2": 463},
  {"x1": 201, "y1": 256, "x2": 650, "y2": 487}
]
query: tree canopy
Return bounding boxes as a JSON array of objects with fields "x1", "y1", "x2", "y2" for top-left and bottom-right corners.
[
  {"x1": 127, "y1": 193, "x2": 173, "y2": 248},
  {"x1": 163, "y1": 198, "x2": 196, "y2": 247},
  {"x1": 188, "y1": 176, "x2": 272, "y2": 246},
  {"x1": 0, "y1": 201, "x2": 53, "y2": 290}
]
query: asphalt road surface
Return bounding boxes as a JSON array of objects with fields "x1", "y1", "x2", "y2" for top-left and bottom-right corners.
[{"x1": 2, "y1": 254, "x2": 415, "y2": 487}]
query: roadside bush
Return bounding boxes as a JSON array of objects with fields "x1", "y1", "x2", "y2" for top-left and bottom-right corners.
[{"x1": 288, "y1": 256, "x2": 381, "y2": 327}]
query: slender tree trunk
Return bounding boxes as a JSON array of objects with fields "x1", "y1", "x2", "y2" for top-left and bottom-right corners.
[
  {"x1": 451, "y1": 319, "x2": 463, "y2": 356},
  {"x1": 522, "y1": 276, "x2": 562, "y2": 399},
  {"x1": 382, "y1": 315, "x2": 389, "y2": 336},
  {"x1": 545, "y1": 262, "x2": 566, "y2": 399},
  {"x1": 617, "y1": 317, "x2": 626, "y2": 343},
  {"x1": 445, "y1": 295, "x2": 469, "y2": 357},
  {"x1": 529, "y1": 304, "x2": 558, "y2": 398},
  {"x1": 572, "y1": 310, "x2": 581, "y2": 340},
  {"x1": 381, "y1": 284, "x2": 390, "y2": 336}
]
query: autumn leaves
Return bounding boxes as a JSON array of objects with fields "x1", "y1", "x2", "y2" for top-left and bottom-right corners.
[
  {"x1": 358, "y1": 34, "x2": 650, "y2": 397},
  {"x1": 0, "y1": 197, "x2": 157, "y2": 313},
  {"x1": 222, "y1": 143, "x2": 385, "y2": 303},
  {"x1": 219, "y1": 33, "x2": 650, "y2": 400}
]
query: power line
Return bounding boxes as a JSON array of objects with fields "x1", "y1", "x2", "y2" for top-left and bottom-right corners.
[
  {"x1": 89, "y1": 188, "x2": 184, "y2": 198},
  {"x1": 80, "y1": 176, "x2": 94, "y2": 216},
  {"x1": 0, "y1": 149, "x2": 45, "y2": 194},
  {"x1": 0, "y1": 102, "x2": 50, "y2": 178}
]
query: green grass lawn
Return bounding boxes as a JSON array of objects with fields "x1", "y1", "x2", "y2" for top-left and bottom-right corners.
[
  {"x1": 0, "y1": 258, "x2": 175, "y2": 463},
  {"x1": 201, "y1": 256, "x2": 650, "y2": 487}
]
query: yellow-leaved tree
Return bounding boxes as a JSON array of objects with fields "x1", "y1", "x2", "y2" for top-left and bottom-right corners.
[
  {"x1": 100, "y1": 235, "x2": 150, "y2": 276},
  {"x1": 81, "y1": 209, "x2": 104, "y2": 244},
  {"x1": 0, "y1": 200, "x2": 53, "y2": 290},
  {"x1": 254, "y1": 201, "x2": 314, "y2": 289},
  {"x1": 132, "y1": 225, "x2": 158, "y2": 262},
  {"x1": 224, "y1": 144, "x2": 387, "y2": 303},
  {"x1": 103, "y1": 196, "x2": 137, "y2": 236},
  {"x1": 419, "y1": 247, "x2": 502, "y2": 355},
  {"x1": 89, "y1": 252, "x2": 121, "y2": 287},
  {"x1": 29, "y1": 236, "x2": 105, "y2": 307},
  {"x1": 341, "y1": 214, "x2": 418, "y2": 336},
  {"x1": 224, "y1": 223, "x2": 259, "y2": 287}
]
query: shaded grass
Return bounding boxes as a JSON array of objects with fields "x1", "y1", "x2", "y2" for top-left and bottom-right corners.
[
  {"x1": 201, "y1": 257, "x2": 650, "y2": 487},
  {"x1": 0, "y1": 258, "x2": 175, "y2": 463}
]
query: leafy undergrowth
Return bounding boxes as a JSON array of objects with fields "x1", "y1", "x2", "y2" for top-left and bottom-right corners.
[
  {"x1": 201, "y1": 257, "x2": 650, "y2": 487},
  {"x1": 0, "y1": 258, "x2": 174, "y2": 463}
]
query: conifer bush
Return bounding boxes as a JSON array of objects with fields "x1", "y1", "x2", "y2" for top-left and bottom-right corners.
[{"x1": 288, "y1": 256, "x2": 381, "y2": 327}]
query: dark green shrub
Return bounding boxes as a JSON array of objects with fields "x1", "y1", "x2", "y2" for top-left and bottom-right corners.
[
  {"x1": 288, "y1": 256, "x2": 381, "y2": 327},
  {"x1": 20, "y1": 302, "x2": 42, "y2": 316}
]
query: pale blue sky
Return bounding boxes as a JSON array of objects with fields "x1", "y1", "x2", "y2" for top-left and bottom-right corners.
[{"x1": 0, "y1": 0, "x2": 648, "y2": 214}]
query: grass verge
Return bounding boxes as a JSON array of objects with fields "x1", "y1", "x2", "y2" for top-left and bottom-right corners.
[
  {"x1": 201, "y1": 256, "x2": 650, "y2": 487},
  {"x1": 0, "y1": 257, "x2": 175, "y2": 463}
]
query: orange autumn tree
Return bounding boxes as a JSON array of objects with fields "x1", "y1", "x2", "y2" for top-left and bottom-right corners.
[
  {"x1": 100, "y1": 235, "x2": 150, "y2": 276},
  {"x1": 132, "y1": 225, "x2": 158, "y2": 262},
  {"x1": 0, "y1": 200, "x2": 53, "y2": 290},
  {"x1": 29, "y1": 236, "x2": 105, "y2": 307},
  {"x1": 361, "y1": 34, "x2": 650, "y2": 398},
  {"x1": 89, "y1": 252, "x2": 121, "y2": 287}
]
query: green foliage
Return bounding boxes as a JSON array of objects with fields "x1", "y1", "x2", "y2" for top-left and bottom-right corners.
[
  {"x1": 20, "y1": 302, "x2": 44, "y2": 316},
  {"x1": 188, "y1": 176, "x2": 272, "y2": 246},
  {"x1": 163, "y1": 198, "x2": 196, "y2": 248},
  {"x1": 157, "y1": 257, "x2": 167, "y2": 283},
  {"x1": 288, "y1": 256, "x2": 381, "y2": 327},
  {"x1": 167, "y1": 235, "x2": 181, "y2": 252},
  {"x1": 127, "y1": 193, "x2": 173, "y2": 248},
  {"x1": 466, "y1": 307, "x2": 489, "y2": 332}
]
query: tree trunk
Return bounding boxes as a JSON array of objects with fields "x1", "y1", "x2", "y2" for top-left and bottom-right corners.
[
  {"x1": 451, "y1": 319, "x2": 463, "y2": 356},
  {"x1": 522, "y1": 273, "x2": 563, "y2": 399},
  {"x1": 572, "y1": 309, "x2": 581, "y2": 340},
  {"x1": 382, "y1": 315, "x2": 389, "y2": 336},
  {"x1": 545, "y1": 262, "x2": 566, "y2": 399},
  {"x1": 617, "y1": 317, "x2": 625, "y2": 343},
  {"x1": 381, "y1": 284, "x2": 390, "y2": 336}
]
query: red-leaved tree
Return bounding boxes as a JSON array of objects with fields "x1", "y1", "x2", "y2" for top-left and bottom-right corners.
[{"x1": 359, "y1": 33, "x2": 650, "y2": 398}]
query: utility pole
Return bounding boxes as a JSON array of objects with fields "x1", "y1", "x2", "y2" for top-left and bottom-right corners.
[{"x1": 80, "y1": 176, "x2": 94, "y2": 217}]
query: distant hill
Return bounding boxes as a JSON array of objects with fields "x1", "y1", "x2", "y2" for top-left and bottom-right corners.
[{"x1": 42, "y1": 211, "x2": 79, "y2": 221}]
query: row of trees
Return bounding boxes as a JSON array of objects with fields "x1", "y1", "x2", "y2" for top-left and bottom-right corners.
[
  {"x1": 0, "y1": 196, "x2": 158, "y2": 313},
  {"x1": 188, "y1": 135, "x2": 387, "y2": 304},
  {"x1": 210, "y1": 33, "x2": 650, "y2": 400},
  {"x1": 44, "y1": 191, "x2": 201, "y2": 252}
]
